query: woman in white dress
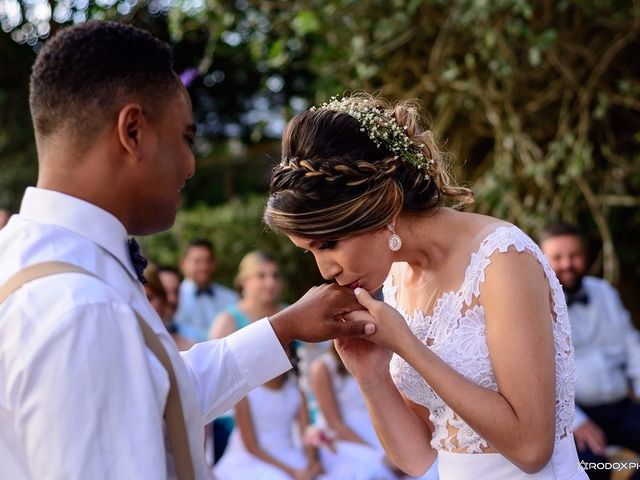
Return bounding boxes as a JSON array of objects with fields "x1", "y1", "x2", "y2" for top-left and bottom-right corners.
[
  {"x1": 214, "y1": 367, "x2": 324, "y2": 480},
  {"x1": 208, "y1": 251, "x2": 288, "y2": 465},
  {"x1": 263, "y1": 94, "x2": 588, "y2": 479}
]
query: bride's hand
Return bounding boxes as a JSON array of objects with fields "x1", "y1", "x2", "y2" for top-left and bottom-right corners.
[
  {"x1": 342, "y1": 287, "x2": 416, "y2": 356},
  {"x1": 334, "y1": 336, "x2": 392, "y2": 381},
  {"x1": 269, "y1": 284, "x2": 375, "y2": 346}
]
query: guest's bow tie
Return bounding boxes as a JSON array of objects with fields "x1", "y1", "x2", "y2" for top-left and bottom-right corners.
[
  {"x1": 196, "y1": 286, "x2": 214, "y2": 297},
  {"x1": 565, "y1": 289, "x2": 589, "y2": 307},
  {"x1": 128, "y1": 238, "x2": 148, "y2": 284}
]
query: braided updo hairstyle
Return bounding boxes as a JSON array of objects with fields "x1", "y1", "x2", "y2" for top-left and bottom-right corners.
[{"x1": 264, "y1": 94, "x2": 473, "y2": 239}]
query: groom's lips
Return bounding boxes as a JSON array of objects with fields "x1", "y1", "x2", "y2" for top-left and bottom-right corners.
[{"x1": 348, "y1": 280, "x2": 360, "y2": 290}]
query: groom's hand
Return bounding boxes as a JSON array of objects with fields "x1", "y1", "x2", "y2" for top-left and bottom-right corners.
[{"x1": 269, "y1": 284, "x2": 375, "y2": 346}]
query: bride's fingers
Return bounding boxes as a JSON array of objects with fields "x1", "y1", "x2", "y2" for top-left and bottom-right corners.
[
  {"x1": 353, "y1": 287, "x2": 380, "y2": 312},
  {"x1": 331, "y1": 318, "x2": 376, "y2": 336},
  {"x1": 342, "y1": 310, "x2": 375, "y2": 323}
]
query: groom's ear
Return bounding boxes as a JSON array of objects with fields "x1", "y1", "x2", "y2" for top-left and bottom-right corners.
[{"x1": 116, "y1": 103, "x2": 147, "y2": 162}]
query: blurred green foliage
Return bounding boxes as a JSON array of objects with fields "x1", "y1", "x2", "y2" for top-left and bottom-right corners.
[
  {"x1": 1, "y1": 0, "x2": 639, "y2": 309},
  {"x1": 170, "y1": 0, "x2": 640, "y2": 289},
  {"x1": 0, "y1": 33, "x2": 37, "y2": 210}
]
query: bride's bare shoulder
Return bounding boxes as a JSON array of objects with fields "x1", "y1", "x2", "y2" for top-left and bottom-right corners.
[
  {"x1": 451, "y1": 211, "x2": 512, "y2": 248},
  {"x1": 459, "y1": 210, "x2": 511, "y2": 230}
]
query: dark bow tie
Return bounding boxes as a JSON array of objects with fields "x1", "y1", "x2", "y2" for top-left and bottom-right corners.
[
  {"x1": 128, "y1": 238, "x2": 148, "y2": 284},
  {"x1": 565, "y1": 289, "x2": 589, "y2": 307},
  {"x1": 196, "y1": 286, "x2": 214, "y2": 297}
]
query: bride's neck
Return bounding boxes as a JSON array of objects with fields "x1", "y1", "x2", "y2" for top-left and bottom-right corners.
[{"x1": 395, "y1": 208, "x2": 467, "y2": 272}]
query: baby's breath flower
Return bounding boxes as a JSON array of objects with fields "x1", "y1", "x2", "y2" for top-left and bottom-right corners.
[{"x1": 312, "y1": 96, "x2": 436, "y2": 174}]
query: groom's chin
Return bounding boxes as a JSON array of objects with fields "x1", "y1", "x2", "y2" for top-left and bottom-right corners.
[{"x1": 130, "y1": 209, "x2": 178, "y2": 236}]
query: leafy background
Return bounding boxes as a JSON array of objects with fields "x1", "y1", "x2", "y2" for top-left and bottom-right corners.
[{"x1": 1, "y1": 0, "x2": 638, "y2": 316}]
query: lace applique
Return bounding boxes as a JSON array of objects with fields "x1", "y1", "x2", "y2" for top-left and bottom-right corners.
[{"x1": 385, "y1": 226, "x2": 576, "y2": 453}]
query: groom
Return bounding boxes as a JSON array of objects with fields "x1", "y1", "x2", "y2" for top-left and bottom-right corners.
[{"x1": 0, "y1": 21, "x2": 373, "y2": 479}]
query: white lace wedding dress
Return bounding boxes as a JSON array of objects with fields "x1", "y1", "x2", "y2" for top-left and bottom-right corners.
[{"x1": 383, "y1": 225, "x2": 588, "y2": 479}]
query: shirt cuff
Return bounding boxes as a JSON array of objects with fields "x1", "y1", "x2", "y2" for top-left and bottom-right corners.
[{"x1": 225, "y1": 318, "x2": 292, "y2": 389}]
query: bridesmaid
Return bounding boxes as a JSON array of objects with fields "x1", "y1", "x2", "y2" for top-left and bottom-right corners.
[
  {"x1": 210, "y1": 250, "x2": 285, "y2": 338},
  {"x1": 214, "y1": 351, "x2": 324, "y2": 480}
]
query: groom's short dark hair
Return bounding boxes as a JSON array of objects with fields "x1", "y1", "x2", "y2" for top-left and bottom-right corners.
[{"x1": 29, "y1": 21, "x2": 179, "y2": 145}]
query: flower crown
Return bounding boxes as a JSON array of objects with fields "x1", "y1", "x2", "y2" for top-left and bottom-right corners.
[{"x1": 310, "y1": 95, "x2": 436, "y2": 174}]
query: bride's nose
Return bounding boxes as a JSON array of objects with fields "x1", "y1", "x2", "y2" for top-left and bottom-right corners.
[{"x1": 317, "y1": 257, "x2": 341, "y2": 282}]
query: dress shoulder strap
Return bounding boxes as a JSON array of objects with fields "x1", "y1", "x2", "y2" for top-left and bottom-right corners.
[
  {"x1": 226, "y1": 305, "x2": 251, "y2": 330},
  {"x1": 460, "y1": 225, "x2": 561, "y2": 308},
  {"x1": 0, "y1": 261, "x2": 195, "y2": 480}
]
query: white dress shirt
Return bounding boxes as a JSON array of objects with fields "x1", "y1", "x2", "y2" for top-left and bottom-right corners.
[
  {"x1": 0, "y1": 187, "x2": 291, "y2": 480},
  {"x1": 569, "y1": 276, "x2": 640, "y2": 427},
  {"x1": 174, "y1": 279, "x2": 239, "y2": 342}
]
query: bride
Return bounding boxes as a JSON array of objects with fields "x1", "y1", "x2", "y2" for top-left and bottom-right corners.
[{"x1": 263, "y1": 94, "x2": 588, "y2": 479}]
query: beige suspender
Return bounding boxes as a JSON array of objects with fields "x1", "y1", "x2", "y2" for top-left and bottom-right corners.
[{"x1": 0, "y1": 261, "x2": 196, "y2": 480}]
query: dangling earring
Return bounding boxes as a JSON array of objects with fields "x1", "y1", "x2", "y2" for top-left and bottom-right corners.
[{"x1": 387, "y1": 224, "x2": 402, "y2": 251}]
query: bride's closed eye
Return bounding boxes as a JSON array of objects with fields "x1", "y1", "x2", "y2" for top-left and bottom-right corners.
[
  {"x1": 318, "y1": 240, "x2": 337, "y2": 251},
  {"x1": 301, "y1": 240, "x2": 338, "y2": 254}
]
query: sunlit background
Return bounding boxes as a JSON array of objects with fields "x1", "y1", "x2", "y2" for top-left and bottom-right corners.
[{"x1": 1, "y1": 0, "x2": 638, "y2": 319}]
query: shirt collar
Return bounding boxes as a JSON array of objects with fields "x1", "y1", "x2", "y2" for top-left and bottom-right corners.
[
  {"x1": 182, "y1": 278, "x2": 215, "y2": 297},
  {"x1": 19, "y1": 187, "x2": 138, "y2": 280}
]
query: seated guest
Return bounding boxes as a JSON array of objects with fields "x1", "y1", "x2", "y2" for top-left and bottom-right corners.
[
  {"x1": 174, "y1": 239, "x2": 239, "y2": 342},
  {"x1": 310, "y1": 345, "x2": 439, "y2": 480},
  {"x1": 214, "y1": 349, "x2": 325, "y2": 480},
  {"x1": 209, "y1": 250, "x2": 287, "y2": 463},
  {"x1": 157, "y1": 265, "x2": 181, "y2": 321},
  {"x1": 209, "y1": 250, "x2": 285, "y2": 338},
  {"x1": 143, "y1": 264, "x2": 194, "y2": 351},
  {"x1": 541, "y1": 223, "x2": 640, "y2": 480},
  {"x1": 210, "y1": 250, "x2": 331, "y2": 403}
]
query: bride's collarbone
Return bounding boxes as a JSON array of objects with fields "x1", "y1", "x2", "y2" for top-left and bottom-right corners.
[
  {"x1": 397, "y1": 285, "x2": 453, "y2": 318},
  {"x1": 395, "y1": 259, "x2": 473, "y2": 316},
  {"x1": 401, "y1": 263, "x2": 465, "y2": 294}
]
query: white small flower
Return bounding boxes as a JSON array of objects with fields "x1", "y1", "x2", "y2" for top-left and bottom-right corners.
[{"x1": 311, "y1": 94, "x2": 434, "y2": 177}]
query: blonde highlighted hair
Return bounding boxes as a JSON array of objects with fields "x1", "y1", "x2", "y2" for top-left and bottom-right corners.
[
  {"x1": 233, "y1": 250, "x2": 280, "y2": 292},
  {"x1": 264, "y1": 93, "x2": 473, "y2": 239}
]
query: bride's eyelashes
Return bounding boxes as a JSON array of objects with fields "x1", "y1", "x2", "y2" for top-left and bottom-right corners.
[
  {"x1": 318, "y1": 240, "x2": 337, "y2": 251},
  {"x1": 301, "y1": 240, "x2": 337, "y2": 254}
]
